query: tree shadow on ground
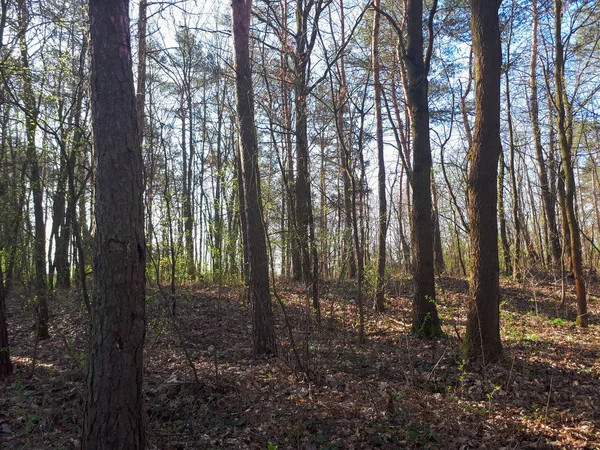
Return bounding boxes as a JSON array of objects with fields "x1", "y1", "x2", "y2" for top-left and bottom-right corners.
[{"x1": 2, "y1": 277, "x2": 599, "y2": 449}]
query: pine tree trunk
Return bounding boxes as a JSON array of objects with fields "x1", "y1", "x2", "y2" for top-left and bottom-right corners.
[
  {"x1": 335, "y1": 0, "x2": 356, "y2": 280},
  {"x1": 505, "y1": 67, "x2": 521, "y2": 279},
  {"x1": 431, "y1": 174, "x2": 445, "y2": 274},
  {"x1": 17, "y1": 0, "x2": 49, "y2": 339},
  {"x1": 83, "y1": 0, "x2": 146, "y2": 447},
  {"x1": 529, "y1": 0, "x2": 561, "y2": 267},
  {"x1": 0, "y1": 257, "x2": 12, "y2": 378},
  {"x1": 405, "y1": 0, "x2": 441, "y2": 336},
  {"x1": 232, "y1": 0, "x2": 277, "y2": 355},
  {"x1": 553, "y1": 0, "x2": 587, "y2": 327},
  {"x1": 465, "y1": 0, "x2": 503, "y2": 363},
  {"x1": 498, "y1": 150, "x2": 512, "y2": 276},
  {"x1": 373, "y1": 0, "x2": 387, "y2": 312}
]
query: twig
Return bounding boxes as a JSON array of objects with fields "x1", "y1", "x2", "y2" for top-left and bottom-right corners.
[
  {"x1": 425, "y1": 349, "x2": 447, "y2": 385},
  {"x1": 505, "y1": 357, "x2": 516, "y2": 392}
]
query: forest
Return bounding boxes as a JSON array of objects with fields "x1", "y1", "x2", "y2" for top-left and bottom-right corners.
[{"x1": 0, "y1": 0, "x2": 599, "y2": 448}]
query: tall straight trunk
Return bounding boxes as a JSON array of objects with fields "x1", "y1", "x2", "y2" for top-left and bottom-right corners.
[
  {"x1": 592, "y1": 156, "x2": 600, "y2": 265},
  {"x1": 549, "y1": 102, "x2": 571, "y2": 271},
  {"x1": 232, "y1": 0, "x2": 277, "y2": 355},
  {"x1": 236, "y1": 143, "x2": 249, "y2": 283},
  {"x1": 0, "y1": 96, "x2": 11, "y2": 377},
  {"x1": 405, "y1": 0, "x2": 441, "y2": 336},
  {"x1": 17, "y1": 0, "x2": 49, "y2": 339},
  {"x1": 49, "y1": 73, "x2": 69, "y2": 289},
  {"x1": 52, "y1": 152, "x2": 69, "y2": 288},
  {"x1": 292, "y1": 0, "x2": 325, "y2": 285},
  {"x1": 212, "y1": 85, "x2": 225, "y2": 277},
  {"x1": 280, "y1": 0, "x2": 300, "y2": 279},
  {"x1": 390, "y1": 67, "x2": 412, "y2": 270},
  {"x1": 319, "y1": 141, "x2": 328, "y2": 277},
  {"x1": 525, "y1": 166, "x2": 543, "y2": 263},
  {"x1": 498, "y1": 150, "x2": 511, "y2": 276},
  {"x1": 529, "y1": 0, "x2": 561, "y2": 267},
  {"x1": 335, "y1": 0, "x2": 356, "y2": 280},
  {"x1": 465, "y1": 0, "x2": 503, "y2": 363},
  {"x1": 553, "y1": 0, "x2": 587, "y2": 327},
  {"x1": 373, "y1": 0, "x2": 387, "y2": 312},
  {"x1": 136, "y1": 0, "x2": 147, "y2": 145},
  {"x1": 280, "y1": 0, "x2": 298, "y2": 278},
  {"x1": 180, "y1": 93, "x2": 195, "y2": 281},
  {"x1": 293, "y1": 6, "x2": 311, "y2": 282},
  {"x1": 56, "y1": 32, "x2": 88, "y2": 290},
  {"x1": 137, "y1": 0, "x2": 154, "y2": 267},
  {"x1": 505, "y1": 65, "x2": 521, "y2": 279},
  {"x1": 0, "y1": 257, "x2": 12, "y2": 378},
  {"x1": 398, "y1": 168, "x2": 411, "y2": 269},
  {"x1": 294, "y1": 84, "x2": 311, "y2": 282},
  {"x1": 431, "y1": 173, "x2": 445, "y2": 274},
  {"x1": 83, "y1": 0, "x2": 146, "y2": 447},
  {"x1": 350, "y1": 128, "x2": 365, "y2": 343}
]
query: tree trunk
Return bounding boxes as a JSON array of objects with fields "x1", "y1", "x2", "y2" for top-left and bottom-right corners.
[
  {"x1": 83, "y1": 0, "x2": 146, "y2": 447},
  {"x1": 335, "y1": 0, "x2": 356, "y2": 280},
  {"x1": 180, "y1": 93, "x2": 196, "y2": 282},
  {"x1": 431, "y1": 173, "x2": 445, "y2": 274},
  {"x1": 529, "y1": 0, "x2": 561, "y2": 267},
  {"x1": 136, "y1": 0, "x2": 147, "y2": 146},
  {"x1": 232, "y1": 0, "x2": 277, "y2": 355},
  {"x1": 465, "y1": 0, "x2": 503, "y2": 363},
  {"x1": 405, "y1": 0, "x2": 441, "y2": 336},
  {"x1": 553, "y1": 0, "x2": 587, "y2": 327},
  {"x1": 236, "y1": 142, "x2": 249, "y2": 284},
  {"x1": 0, "y1": 257, "x2": 12, "y2": 378},
  {"x1": 17, "y1": 0, "x2": 49, "y2": 339},
  {"x1": 505, "y1": 63, "x2": 521, "y2": 279},
  {"x1": 498, "y1": 150, "x2": 511, "y2": 276},
  {"x1": 373, "y1": 0, "x2": 387, "y2": 312}
]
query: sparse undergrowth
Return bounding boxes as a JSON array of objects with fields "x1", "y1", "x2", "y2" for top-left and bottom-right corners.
[{"x1": 1, "y1": 276, "x2": 598, "y2": 449}]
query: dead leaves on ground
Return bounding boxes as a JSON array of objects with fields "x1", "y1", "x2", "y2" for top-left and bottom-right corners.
[{"x1": 1, "y1": 276, "x2": 599, "y2": 449}]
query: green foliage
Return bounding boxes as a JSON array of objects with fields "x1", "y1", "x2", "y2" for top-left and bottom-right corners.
[
  {"x1": 11, "y1": 379, "x2": 32, "y2": 397},
  {"x1": 547, "y1": 317, "x2": 569, "y2": 326}
]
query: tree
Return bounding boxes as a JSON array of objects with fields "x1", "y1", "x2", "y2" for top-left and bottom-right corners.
[
  {"x1": 529, "y1": 0, "x2": 561, "y2": 268},
  {"x1": 83, "y1": 0, "x2": 146, "y2": 447},
  {"x1": 17, "y1": 0, "x2": 49, "y2": 339},
  {"x1": 232, "y1": 0, "x2": 277, "y2": 355},
  {"x1": 0, "y1": 257, "x2": 11, "y2": 378},
  {"x1": 292, "y1": 0, "x2": 326, "y2": 286},
  {"x1": 333, "y1": 0, "x2": 357, "y2": 281},
  {"x1": 372, "y1": 0, "x2": 387, "y2": 312},
  {"x1": 464, "y1": 0, "x2": 503, "y2": 362},
  {"x1": 553, "y1": 0, "x2": 587, "y2": 327},
  {"x1": 404, "y1": 0, "x2": 442, "y2": 336}
]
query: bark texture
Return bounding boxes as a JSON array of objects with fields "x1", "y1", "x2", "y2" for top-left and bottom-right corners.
[
  {"x1": 373, "y1": 0, "x2": 387, "y2": 312},
  {"x1": 232, "y1": 0, "x2": 277, "y2": 355},
  {"x1": 405, "y1": 0, "x2": 441, "y2": 336},
  {"x1": 83, "y1": 0, "x2": 146, "y2": 447},
  {"x1": 465, "y1": 0, "x2": 503, "y2": 362},
  {"x1": 529, "y1": 0, "x2": 561, "y2": 267},
  {"x1": 553, "y1": 0, "x2": 587, "y2": 327},
  {"x1": 0, "y1": 258, "x2": 12, "y2": 378}
]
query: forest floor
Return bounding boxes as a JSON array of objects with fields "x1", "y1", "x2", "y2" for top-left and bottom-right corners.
[{"x1": 1, "y1": 274, "x2": 599, "y2": 449}]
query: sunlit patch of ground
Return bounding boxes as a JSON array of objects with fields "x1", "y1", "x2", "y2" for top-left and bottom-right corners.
[{"x1": 1, "y1": 275, "x2": 598, "y2": 449}]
